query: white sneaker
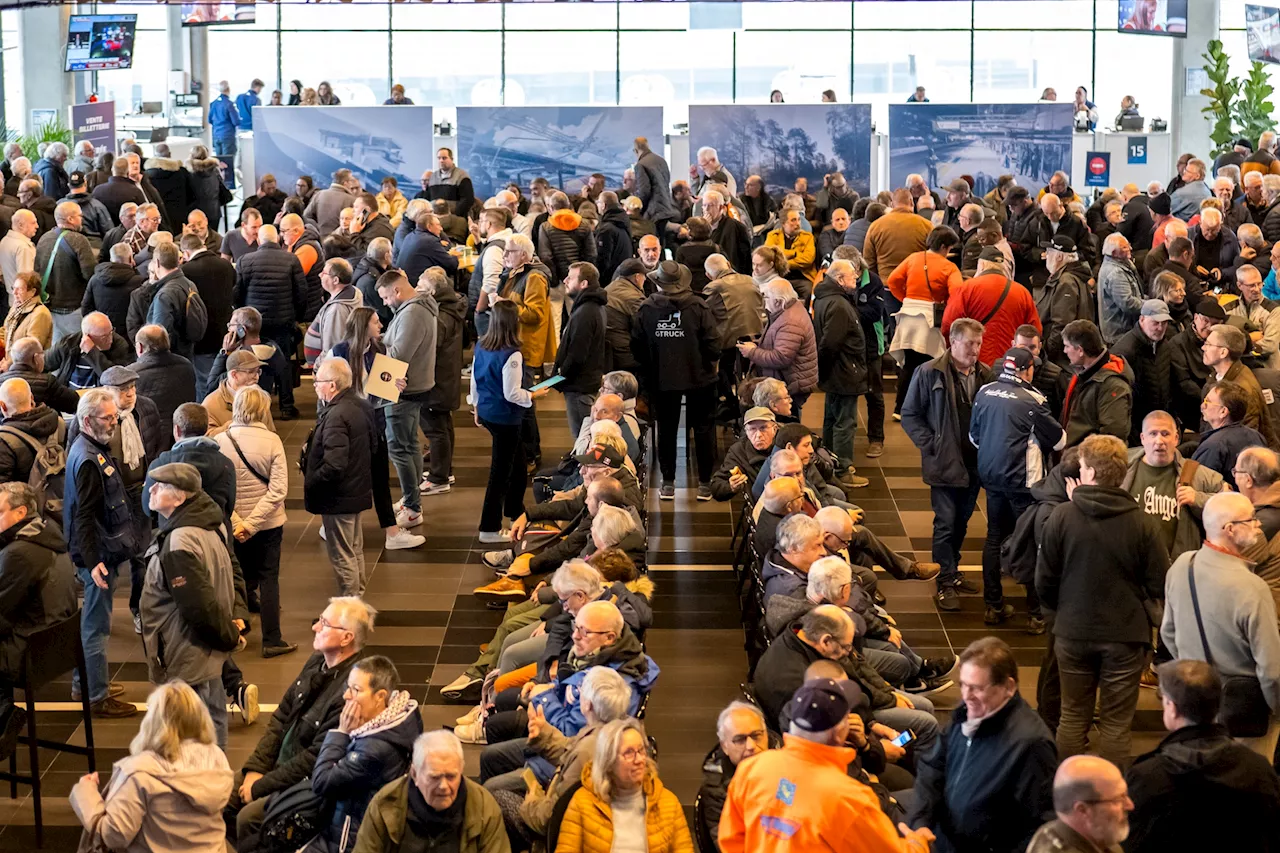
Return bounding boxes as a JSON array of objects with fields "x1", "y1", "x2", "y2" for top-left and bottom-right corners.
[
  {"x1": 455, "y1": 705, "x2": 482, "y2": 726},
  {"x1": 394, "y1": 497, "x2": 405, "y2": 512},
  {"x1": 318, "y1": 524, "x2": 326, "y2": 541},
  {"x1": 449, "y1": 475, "x2": 456, "y2": 484},
  {"x1": 396, "y1": 507, "x2": 423, "y2": 528},
  {"x1": 477, "y1": 529, "x2": 511, "y2": 544},
  {"x1": 386, "y1": 529, "x2": 426, "y2": 550},
  {"x1": 420, "y1": 480, "x2": 452, "y2": 496},
  {"x1": 453, "y1": 720, "x2": 486, "y2": 744}
]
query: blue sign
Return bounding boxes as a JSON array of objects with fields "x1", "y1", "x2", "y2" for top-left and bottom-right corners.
[
  {"x1": 70, "y1": 100, "x2": 116, "y2": 153},
  {"x1": 1085, "y1": 151, "x2": 1110, "y2": 188},
  {"x1": 1128, "y1": 136, "x2": 1148, "y2": 164}
]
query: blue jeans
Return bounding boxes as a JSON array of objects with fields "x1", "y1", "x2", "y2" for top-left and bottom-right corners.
[
  {"x1": 823, "y1": 392, "x2": 859, "y2": 470},
  {"x1": 865, "y1": 638, "x2": 924, "y2": 684},
  {"x1": 982, "y1": 489, "x2": 1039, "y2": 612},
  {"x1": 193, "y1": 353, "x2": 218, "y2": 401},
  {"x1": 72, "y1": 562, "x2": 122, "y2": 703},
  {"x1": 213, "y1": 136, "x2": 237, "y2": 156},
  {"x1": 930, "y1": 482, "x2": 981, "y2": 585},
  {"x1": 385, "y1": 399, "x2": 424, "y2": 513},
  {"x1": 192, "y1": 675, "x2": 228, "y2": 750},
  {"x1": 873, "y1": 691, "x2": 940, "y2": 768},
  {"x1": 563, "y1": 391, "x2": 595, "y2": 440}
]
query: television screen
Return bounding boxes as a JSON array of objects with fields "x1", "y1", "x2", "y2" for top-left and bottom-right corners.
[
  {"x1": 1248, "y1": 4, "x2": 1280, "y2": 64},
  {"x1": 1117, "y1": 0, "x2": 1187, "y2": 37},
  {"x1": 65, "y1": 14, "x2": 136, "y2": 72},
  {"x1": 182, "y1": 2, "x2": 256, "y2": 26}
]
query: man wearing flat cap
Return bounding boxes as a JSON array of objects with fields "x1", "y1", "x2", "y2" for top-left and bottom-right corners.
[
  {"x1": 1036, "y1": 234, "x2": 1094, "y2": 368},
  {"x1": 202, "y1": 349, "x2": 273, "y2": 435},
  {"x1": 1169, "y1": 297, "x2": 1225, "y2": 428},
  {"x1": 942, "y1": 248, "x2": 1041, "y2": 367},
  {"x1": 1111, "y1": 299, "x2": 1174, "y2": 445},
  {"x1": 141, "y1": 461, "x2": 242, "y2": 747},
  {"x1": 719, "y1": 672, "x2": 937, "y2": 853}
]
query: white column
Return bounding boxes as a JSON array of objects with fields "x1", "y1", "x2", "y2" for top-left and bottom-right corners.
[
  {"x1": 17, "y1": 5, "x2": 75, "y2": 132},
  {"x1": 1171, "y1": 0, "x2": 1220, "y2": 161}
]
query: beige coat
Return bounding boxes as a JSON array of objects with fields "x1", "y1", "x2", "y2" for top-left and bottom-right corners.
[
  {"x1": 70, "y1": 740, "x2": 233, "y2": 853},
  {"x1": 201, "y1": 381, "x2": 275, "y2": 436},
  {"x1": 1, "y1": 297, "x2": 53, "y2": 349},
  {"x1": 215, "y1": 421, "x2": 288, "y2": 535}
]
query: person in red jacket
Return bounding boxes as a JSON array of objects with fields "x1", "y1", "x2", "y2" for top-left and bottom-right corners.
[{"x1": 942, "y1": 248, "x2": 1042, "y2": 366}]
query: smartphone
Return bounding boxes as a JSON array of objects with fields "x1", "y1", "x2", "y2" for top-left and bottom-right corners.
[
  {"x1": 738, "y1": 335, "x2": 756, "y2": 344},
  {"x1": 891, "y1": 730, "x2": 915, "y2": 748}
]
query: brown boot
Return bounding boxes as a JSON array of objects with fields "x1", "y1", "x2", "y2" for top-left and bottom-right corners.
[{"x1": 91, "y1": 696, "x2": 139, "y2": 718}]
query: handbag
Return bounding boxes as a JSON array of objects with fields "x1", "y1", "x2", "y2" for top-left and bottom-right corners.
[
  {"x1": 922, "y1": 254, "x2": 946, "y2": 327},
  {"x1": 227, "y1": 429, "x2": 270, "y2": 485},
  {"x1": 1186, "y1": 555, "x2": 1273, "y2": 737},
  {"x1": 258, "y1": 776, "x2": 328, "y2": 853}
]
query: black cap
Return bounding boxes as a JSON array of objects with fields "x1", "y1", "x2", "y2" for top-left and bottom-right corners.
[
  {"x1": 978, "y1": 246, "x2": 1004, "y2": 262},
  {"x1": 1194, "y1": 296, "x2": 1227, "y2": 321},
  {"x1": 68, "y1": 171, "x2": 86, "y2": 189},
  {"x1": 573, "y1": 443, "x2": 625, "y2": 469},
  {"x1": 1000, "y1": 347, "x2": 1035, "y2": 377},
  {"x1": 1235, "y1": 137, "x2": 1255, "y2": 152},
  {"x1": 615, "y1": 258, "x2": 647, "y2": 279},
  {"x1": 1049, "y1": 234, "x2": 1077, "y2": 252},
  {"x1": 787, "y1": 678, "x2": 852, "y2": 733},
  {"x1": 1150, "y1": 192, "x2": 1172, "y2": 216}
]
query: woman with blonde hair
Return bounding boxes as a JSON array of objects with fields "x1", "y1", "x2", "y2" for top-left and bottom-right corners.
[
  {"x1": 214, "y1": 389, "x2": 295, "y2": 657},
  {"x1": 300, "y1": 87, "x2": 319, "y2": 106},
  {"x1": 70, "y1": 681, "x2": 233, "y2": 852},
  {"x1": 556, "y1": 718, "x2": 693, "y2": 853}
]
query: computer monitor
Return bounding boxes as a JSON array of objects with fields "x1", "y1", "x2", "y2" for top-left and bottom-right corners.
[{"x1": 1118, "y1": 115, "x2": 1145, "y2": 132}]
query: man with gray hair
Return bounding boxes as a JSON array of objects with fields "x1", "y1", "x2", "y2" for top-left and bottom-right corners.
[
  {"x1": 396, "y1": 208, "x2": 458, "y2": 290},
  {"x1": 35, "y1": 200, "x2": 98, "y2": 340},
  {"x1": 704, "y1": 189, "x2": 753, "y2": 273},
  {"x1": 1233, "y1": 445, "x2": 1280, "y2": 545},
  {"x1": 1097, "y1": 232, "x2": 1143, "y2": 344},
  {"x1": 1026, "y1": 755, "x2": 1132, "y2": 853},
  {"x1": 32, "y1": 141, "x2": 70, "y2": 201},
  {"x1": 1170, "y1": 157, "x2": 1210, "y2": 220},
  {"x1": 65, "y1": 388, "x2": 140, "y2": 717},
  {"x1": 699, "y1": 700, "x2": 772, "y2": 848},
  {"x1": 0, "y1": 208, "x2": 38, "y2": 290},
  {"x1": 141, "y1": 461, "x2": 241, "y2": 747},
  {"x1": 208, "y1": 80, "x2": 239, "y2": 156},
  {"x1": 1162, "y1": 490, "x2": 1280, "y2": 758},
  {"x1": 690, "y1": 145, "x2": 737, "y2": 198},
  {"x1": 302, "y1": 257, "x2": 361, "y2": 366},
  {"x1": 303, "y1": 168, "x2": 357, "y2": 236},
  {"x1": 353, "y1": 234, "x2": 394, "y2": 326},
  {"x1": 43, "y1": 310, "x2": 132, "y2": 391}
]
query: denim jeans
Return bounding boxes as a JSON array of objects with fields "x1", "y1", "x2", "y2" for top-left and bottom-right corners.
[
  {"x1": 823, "y1": 392, "x2": 859, "y2": 470},
  {"x1": 865, "y1": 638, "x2": 924, "y2": 682},
  {"x1": 385, "y1": 399, "x2": 424, "y2": 513},
  {"x1": 873, "y1": 691, "x2": 939, "y2": 768},
  {"x1": 72, "y1": 561, "x2": 123, "y2": 703},
  {"x1": 213, "y1": 136, "x2": 237, "y2": 157},
  {"x1": 930, "y1": 482, "x2": 981, "y2": 585},
  {"x1": 865, "y1": 646, "x2": 913, "y2": 686},
  {"x1": 192, "y1": 675, "x2": 229, "y2": 750},
  {"x1": 981, "y1": 489, "x2": 1034, "y2": 608},
  {"x1": 563, "y1": 391, "x2": 595, "y2": 440},
  {"x1": 419, "y1": 407, "x2": 455, "y2": 486},
  {"x1": 322, "y1": 513, "x2": 367, "y2": 597},
  {"x1": 1055, "y1": 637, "x2": 1147, "y2": 765},
  {"x1": 193, "y1": 353, "x2": 218, "y2": 401},
  {"x1": 480, "y1": 736, "x2": 530, "y2": 782}
]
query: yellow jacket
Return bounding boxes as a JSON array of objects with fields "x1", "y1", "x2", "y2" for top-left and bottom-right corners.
[
  {"x1": 555, "y1": 762, "x2": 693, "y2": 853},
  {"x1": 502, "y1": 263, "x2": 557, "y2": 368},
  {"x1": 377, "y1": 190, "x2": 409, "y2": 228},
  {"x1": 764, "y1": 228, "x2": 821, "y2": 285}
]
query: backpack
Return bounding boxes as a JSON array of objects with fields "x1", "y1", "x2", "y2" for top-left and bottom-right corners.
[
  {"x1": 257, "y1": 776, "x2": 327, "y2": 853},
  {"x1": 0, "y1": 419, "x2": 67, "y2": 521},
  {"x1": 181, "y1": 281, "x2": 209, "y2": 344}
]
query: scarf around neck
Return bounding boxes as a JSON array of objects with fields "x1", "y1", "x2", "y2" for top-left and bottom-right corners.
[{"x1": 118, "y1": 404, "x2": 144, "y2": 469}]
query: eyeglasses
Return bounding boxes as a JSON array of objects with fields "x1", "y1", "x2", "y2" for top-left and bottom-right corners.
[
  {"x1": 572, "y1": 625, "x2": 615, "y2": 638},
  {"x1": 313, "y1": 615, "x2": 350, "y2": 632},
  {"x1": 729, "y1": 730, "x2": 768, "y2": 748},
  {"x1": 1082, "y1": 793, "x2": 1132, "y2": 807},
  {"x1": 826, "y1": 532, "x2": 852, "y2": 548},
  {"x1": 1225, "y1": 515, "x2": 1262, "y2": 528},
  {"x1": 619, "y1": 747, "x2": 648, "y2": 763},
  {"x1": 315, "y1": 378, "x2": 336, "y2": 387},
  {"x1": 90, "y1": 413, "x2": 119, "y2": 424}
]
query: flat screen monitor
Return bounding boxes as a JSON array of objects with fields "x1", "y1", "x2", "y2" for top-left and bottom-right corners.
[
  {"x1": 1248, "y1": 4, "x2": 1280, "y2": 64},
  {"x1": 1117, "y1": 0, "x2": 1187, "y2": 37},
  {"x1": 66, "y1": 14, "x2": 137, "y2": 72},
  {"x1": 181, "y1": 2, "x2": 256, "y2": 26}
]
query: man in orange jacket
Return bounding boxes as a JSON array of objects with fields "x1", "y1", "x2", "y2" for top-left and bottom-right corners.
[{"x1": 719, "y1": 673, "x2": 936, "y2": 853}]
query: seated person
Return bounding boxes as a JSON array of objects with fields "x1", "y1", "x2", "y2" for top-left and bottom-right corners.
[
  {"x1": 484, "y1": 666, "x2": 633, "y2": 849},
  {"x1": 475, "y1": 443, "x2": 641, "y2": 600},
  {"x1": 751, "y1": 422, "x2": 848, "y2": 506},
  {"x1": 709, "y1": 406, "x2": 778, "y2": 501},
  {"x1": 206, "y1": 306, "x2": 296, "y2": 419},
  {"x1": 752, "y1": 476, "x2": 805, "y2": 557},
  {"x1": 537, "y1": 419, "x2": 636, "y2": 502},
  {"x1": 754, "y1": 449, "x2": 824, "y2": 524},
  {"x1": 352, "y1": 730, "x2": 506, "y2": 852},
  {"x1": 305, "y1": 655, "x2": 423, "y2": 853},
  {"x1": 556, "y1": 718, "x2": 693, "y2": 852},
  {"x1": 600, "y1": 369, "x2": 643, "y2": 429},
  {"x1": 43, "y1": 311, "x2": 133, "y2": 391},
  {"x1": 0, "y1": 336, "x2": 82, "y2": 414},
  {"x1": 570, "y1": 392, "x2": 641, "y2": 461},
  {"x1": 699, "y1": 702, "x2": 775, "y2": 852},
  {"x1": 760, "y1": 513, "x2": 826, "y2": 601},
  {"x1": 225, "y1": 596, "x2": 372, "y2": 846},
  {"x1": 753, "y1": 376, "x2": 797, "y2": 423},
  {"x1": 815, "y1": 497, "x2": 940, "y2": 586}
]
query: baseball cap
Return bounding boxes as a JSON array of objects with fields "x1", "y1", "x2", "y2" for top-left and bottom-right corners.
[
  {"x1": 1141, "y1": 299, "x2": 1173, "y2": 322},
  {"x1": 615, "y1": 258, "x2": 647, "y2": 278},
  {"x1": 68, "y1": 171, "x2": 86, "y2": 189},
  {"x1": 946, "y1": 178, "x2": 971, "y2": 194},
  {"x1": 1049, "y1": 234, "x2": 1077, "y2": 253},
  {"x1": 1194, "y1": 296, "x2": 1227, "y2": 322},
  {"x1": 743, "y1": 406, "x2": 777, "y2": 425},
  {"x1": 573, "y1": 442, "x2": 625, "y2": 469},
  {"x1": 227, "y1": 350, "x2": 263, "y2": 371},
  {"x1": 999, "y1": 347, "x2": 1035, "y2": 377},
  {"x1": 788, "y1": 678, "x2": 852, "y2": 733}
]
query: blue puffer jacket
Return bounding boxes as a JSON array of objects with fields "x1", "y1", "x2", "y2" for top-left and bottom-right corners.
[
  {"x1": 308, "y1": 692, "x2": 423, "y2": 853},
  {"x1": 528, "y1": 628, "x2": 659, "y2": 738}
]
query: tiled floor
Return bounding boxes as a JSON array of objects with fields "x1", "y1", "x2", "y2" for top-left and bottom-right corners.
[{"x1": 0, "y1": 378, "x2": 1165, "y2": 849}]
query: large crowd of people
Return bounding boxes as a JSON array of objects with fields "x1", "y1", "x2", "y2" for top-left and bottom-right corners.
[{"x1": 0, "y1": 101, "x2": 1279, "y2": 852}]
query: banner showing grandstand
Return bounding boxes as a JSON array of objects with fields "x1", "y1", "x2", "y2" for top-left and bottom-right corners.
[
  {"x1": 887, "y1": 103, "x2": 1074, "y2": 197},
  {"x1": 689, "y1": 104, "x2": 872, "y2": 198},
  {"x1": 457, "y1": 106, "x2": 662, "y2": 200},
  {"x1": 253, "y1": 106, "x2": 433, "y2": 195}
]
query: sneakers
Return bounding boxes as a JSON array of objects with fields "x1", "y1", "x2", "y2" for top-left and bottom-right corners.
[
  {"x1": 482, "y1": 550, "x2": 515, "y2": 570},
  {"x1": 838, "y1": 469, "x2": 871, "y2": 489},
  {"x1": 903, "y1": 674, "x2": 954, "y2": 695},
  {"x1": 908, "y1": 562, "x2": 941, "y2": 581},
  {"x1": 936, "y1": 586, "x2": 960, "y2": 612},
  {"x1": 420, "y1": 478, "x2": 452, "y2": 496},
  {"x1": 263, "y1": 642, "x2": 298, "y2": 659},
  {"x1": 91, "y1": 696, "x2": 139, "y2": 718},
  {"x1": 478, "y1": 529, "x2": 512, "y2": 545},
  {"x1": 278, "y1": 407, "x2": 300, "y2": 421},
  {"x1": 386, "y1": 528, "x2": 426, "y2": 550},
  {"x1": 984, "y1": 604, "x2": 1015, "y2": 625},
  {"x1": 1140, "y1": 665, "x2": 1159, "y2": 688},
  {"x1": 132, "y1": 612, "x2": 142, "y2": 635},
  {"x1": 1026, "y1": 616, "x2": 1047, "y2": 636},
  {"x1": 396, "y1": 507, "x2": 423, "y2": 528},
  {"x1": 892, "y1": 412, "x2": 902, "y2": 422},
  {"x1": 696, "y1": 485, "x2": 713, "y2": 501},
  {"x1": 236, "y1": 683, "x2": 260, "y2": 726},
  {"x1": 449, "y1": 475, "x2": 456, "y2": 484},
  {"x1": 455, "y1": 705, "x2": 482, "y2": 726},
  {"x1": 318, "y1": 524, "x2": 326, "y2": 541},
  {"x1": 441, "y1": 672, "x2": 484, "y2": 702},
  {"x1": 473, "y1": 576, "x2": 529, "y2": 604},
  {"x1": 866, "y1": 441, "x2": 885, "y2": 458},
  {"x1": 659, "y1": 484, "x2": 675, "y2": 500},
  {"x1": 73, "y1": 682, "x2": 124, "y2": 702},
  {"x1": 453, "y1": 720, "x2": 486, "y2": 744},
  {"x1": 948, "y1": 576, "x2": 981, "y2": 595},
  {"x1": 920, "y1": 655, "x2": 957, "y2": 680}
]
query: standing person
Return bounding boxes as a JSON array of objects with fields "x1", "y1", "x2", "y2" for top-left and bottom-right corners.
[
  {"x1": 214, "y1": 388, "x2": 297, "y2": 658},
  {"x1": 302, "y1": 258, "x2": 362, "y2": 367},
  {"x1": 833, "y1": 245, "x2": 891, "y2": 458},
  {"x1": 64, "y1": 389, "x2": 140, "y2": 717},
  {"x1": 553, "y1": 262, "x2": 607, "y2": 438},
  {"x1": 1111, "y1": 299, "x2": 1173, "y2": 446},
  {"x1": 887, "y1": 226, "x2": 962, "y2": 419},
  {"x1": 234, "y1": 224, "x2": 307, "y2": 364},
  {"x1": 0, "y1": 209, "x2": 38, "y2": 291},
  {"x1": 411, "y1": 268, "x2": 462, "y2": 499},
  {"x1": 537, "y1": 191, "x2": 597, "y2": 339},
  {"x1": 234, "y1": 79, "x2": 263, "y2": 131},
  {"x1": 140, "y1": 462, "x2": 240, "y2": 747},
  {"x1": 1060, "y1": 319, "x2": 1135, "y2": 447},
  {"x1": 603, "y1": 259, "x2": 648, "y2": 375},
  {"x1": 863, "y1": 188, "x2": 933, "y2": 280},
  {"x1": 375, "y1": 270, "x2": 436, "y2": 532},
  {"x1": 632, "y1": 261, "x2": 720, "y2": 501},
  {"x1": 422, "y1": 147, "x2": 475, "y2": 218},
  {"x1": 467, "y1": 208, "x2": 513, "y2": 339},
  {"x1": 633, "y1": 136, "x2": 678, "y2": 243},
  {"x1": 901, "y1": 318, "x2": 992, "y2": 611},
  {"x1": 1097, "y1": 233, "x2": 1145, "y2": 346},
  {"x1": 303, "y1": 170, "x2": 356, "y2": 237},
  {"x1": 970, "y1": 347, "x2": 1065, "y2": 629},
  {"x1": 143, "y1": 242, "x2": 206, "y2": 361},
  {"x1": 1025, "y1": 756, "x2": 1134, "y2": 853},
  {"x1": 2, "y1": 271, "x2": 53, "y2": 351},
  {"x1": 1037, "y1": 434, "x2": 1170, "y2": 765},
  {"x1": 470, "y1": 300, "x2": 550, "y2": 543},
  {"x1": 941, "y1": 249, "x2": 1041, "y2": 367},
  {"x1": 36, "y1": 201, "x2": 99, "y2": 341},
  {"x1": 703, "y1": 190, "x2": 752, "y2": 275},
  {"x1": 703, "y1": 253, "x2": 763, "y2": 422},
  {"x1": 1036, "y1": 235, "x2": 1094, "y2": 368},
  {"x1": 208, "y1": 81, "x2": 240, "y2": 157},
  {"x1": 178, "y1": 232, "x2": 236, "y2": 400},
  {"x1": 1194, "y1": 380, "x2": 1266, "y2": 480},
  {"x1": 812, "y1": 259, "x2": 869, "y2": 488},
  {"x1": 1161, "y1": 491, "x2": 1280, "y2": 758},
  {"x1": 1201, "y1": 323, "x2": 1279, "y2": 447},
  {"x1": 737, "y1": 279, "x2": 819, "y2": 421},
  {"x1": 306, "y1": 358, "x2": 376, "y2": 597},
  {"x1": 132, "y1": 324, "x2": 197, "y2": 443}
]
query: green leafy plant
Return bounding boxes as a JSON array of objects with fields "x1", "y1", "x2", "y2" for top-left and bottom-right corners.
[
  {"x1": 1235, "y1": 60, "x2": 1276, "y2": 147},
  {"x1": 17, "y1": 114, "x2": 72, "y2": 161},
  {"x1": 1200, "y1": 39, "x2": 1239, "y2": 155}
]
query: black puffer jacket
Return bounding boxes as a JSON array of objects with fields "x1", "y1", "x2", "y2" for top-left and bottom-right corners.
[
  {"x1": 43, "y1": 330, "x2": 134, "y2": 387},
  {"x1": 594, "y1": 207, "x2": 633, "y2": 284},
  {"x1": 187, "y1": 156, "x2": 228, "y2": 227},
  {"x1": 304, "y1": 389, "x2": 375, "y2": 516},
  {"x1": 352, "y1": 255, "x2": 391, "y2": 326},
  {"x1": 1111, "y1": 323, "x2": 1172, "y2": 444},
  {"x1": 424, "y1": 282, "x2": 465, "y2": 412},
  {"x1": 0, "y1": 515, "x2": 77, "y2": 675},
  {"x1": 350, "y1": 213, "x2": 395, "y2": 257},
  {"x1": 553, "y1": 284, "x2": 608, "y2": 394},
  {"x1": 631, "y1": 285, "x2": 719, "y2": 392},
  {"x1": 537, "y1": 209, "x2": 597, "y2": 288},
  {"x1": 0, "y1": 404, "x2": 63, "y2": 484},
  {"x1": 81, "y1": 261, "x2": 144, "y2": 336},
  {"x1": 291, "y1": 229, "x2": 326, "y2": 322},
  {"x1": 134, "y1": 350, "x2": 198, "y2": 444},
  {"x1": 181, "y1": 251, "x2": 236, "y2": 356},
  {"x1": 143, "y1": 158, "x2": 194, "y2": 232},
  {"x1": 90, "y1": 176, "x2": 147, "y2": 227},
  {"x1": 0, "y1": 365, "x2": 80, "y2": 414},
  {"x1": 234, "y1": 241, "x2": 307, "y2": 328},
  {"x1": 811, "y1": 276, "x2": 868, "y2": 396}
]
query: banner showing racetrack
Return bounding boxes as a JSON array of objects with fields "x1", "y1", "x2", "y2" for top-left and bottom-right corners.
[
  {"x1": 887, "y1": 103, "x2": 1074, "y2": 198},
  {"x1": 689, "y1": 103, "x2": 873, "y2": 198},
  {"x1": 456, "y1": 106, "x2": 663, "y2": 200},
  {"x1": 253, "y1": 106, "x2": 433, "y2": 195}
]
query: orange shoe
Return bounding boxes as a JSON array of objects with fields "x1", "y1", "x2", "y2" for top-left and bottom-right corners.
[{"x1": 473, "y1": 575, "x2": 528, "y2": 604}]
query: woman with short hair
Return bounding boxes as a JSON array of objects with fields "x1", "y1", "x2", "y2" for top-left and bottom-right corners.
[
  {"x1": 738, "y1": 278, "x2": 819, "y2": 419},
  {"x1": 70, "y1": 681, "x2": 233, "y2": 852},
  {"x1": 2, "y1": 271, "x2": 53, "y2": 351}
]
